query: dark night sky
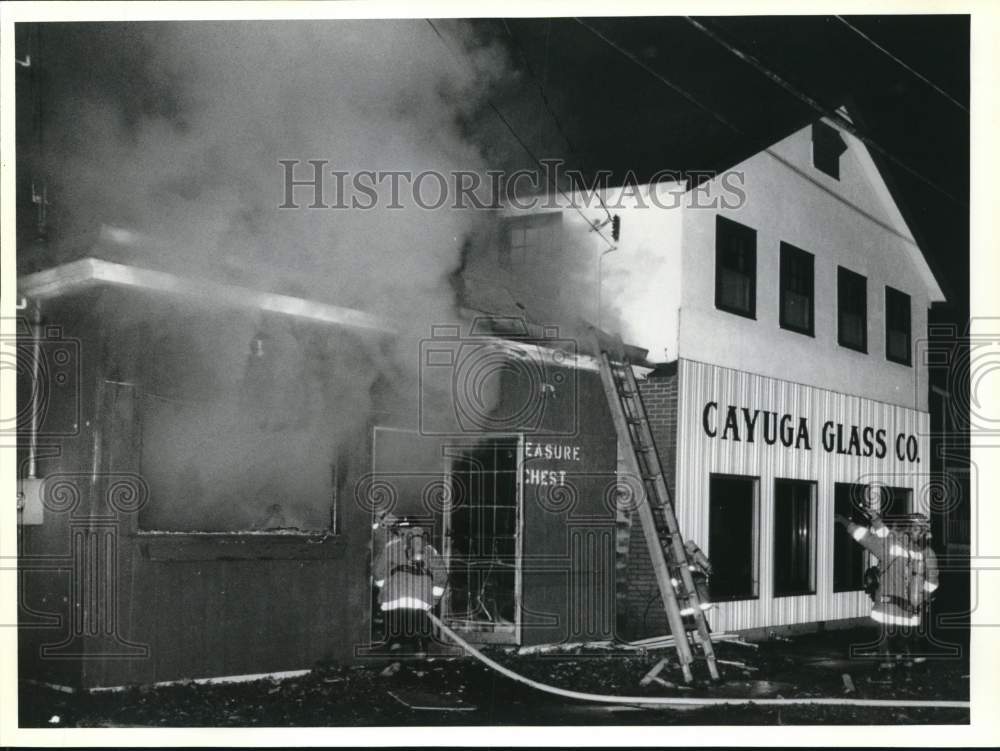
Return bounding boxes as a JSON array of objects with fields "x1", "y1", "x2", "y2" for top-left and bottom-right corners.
[
  {"x1": 467, "y1": 15, "x2": 969, "y2": 320},
  {"x1": 17, "y1": 16, "x2": 969, "y2": 320}
]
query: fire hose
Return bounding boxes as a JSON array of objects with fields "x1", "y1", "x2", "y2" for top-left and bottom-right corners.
[{"x1": 426, "y1": 613, "x2": 969, "y2": 709}]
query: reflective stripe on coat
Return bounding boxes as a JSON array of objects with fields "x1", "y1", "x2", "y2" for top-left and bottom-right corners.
[
  {"x1": 373, "y1": 535, "x2": 446, "y2": 612},
  {"x1": 847, "y1": 521, "x2": 923, "y2": 626}
]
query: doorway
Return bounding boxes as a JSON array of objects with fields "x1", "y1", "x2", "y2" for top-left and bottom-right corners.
[{"x1": 442, "y1": 436, "x2": 523, "y2": 644}]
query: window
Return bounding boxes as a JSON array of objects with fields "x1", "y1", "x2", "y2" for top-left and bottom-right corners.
[
  {"x1": 773, "y1": 479, "x2": 816, "y2": 597},
  {"x1": 779, "y1": 242, "x2": 815, "y2": 336},
  {"x1": 708, "y1": 474, "x2": 759, "y2": 601},
  {"x1": 877, "y1": 485, "x2": 913, "y2": 518},
  {"x1": 715, "y1": 215, "x2": 757, "y2": 318},
  {"x1": 500, "y1": 213, "x2": 561, "y2": 270},
  {"x1": 812, "y1": 121, "x2": 847, "y2": 179},
  {"x1": 885, "y1": 286, "x2": 912, "y2": 365},
  {"x1": 837, "y1": 266, "x2": 867, "y2": 352},
  {"x1": 137, "y1": 312, "x2": 344, "y2": 533},
  {"x1": 444, "y1": 438, "x2": 520, "y2": 639},
  {"x1": 833, "y1": 483, "x2": 868, "y2": 592}
]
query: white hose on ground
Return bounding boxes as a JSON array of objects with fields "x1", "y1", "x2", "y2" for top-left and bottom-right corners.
[{"x1": 427, "y1": 613, "x2": 969, "y2": 709}]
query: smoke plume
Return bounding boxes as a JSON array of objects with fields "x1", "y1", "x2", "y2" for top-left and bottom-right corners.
[{"x1": 33, "y1": 20, "x2": 510, "y2": 530}]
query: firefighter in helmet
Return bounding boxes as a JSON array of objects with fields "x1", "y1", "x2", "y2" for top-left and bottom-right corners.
[
  {"x1": 372, "y1": 513, "x2": 447, "y2": 654},
  {"x1": 836, "y1": 494, "x2": 938, "y2": 669}
]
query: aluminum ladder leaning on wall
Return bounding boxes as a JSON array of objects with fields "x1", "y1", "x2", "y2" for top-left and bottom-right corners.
[{"x1": 590, "y1": 328, "x2": 720, "y2": 684}]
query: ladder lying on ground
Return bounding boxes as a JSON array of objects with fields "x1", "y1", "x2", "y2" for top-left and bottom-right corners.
[{"x1": 591, "y1": 330, "x2": 720, "y2": 683}]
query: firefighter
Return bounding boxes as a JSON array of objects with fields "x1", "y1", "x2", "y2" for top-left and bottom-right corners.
[
  {"x1": 908, "y1": 517, "x2": 939, "y2": 664},
  {"x1": 679, "y1": 539, "x2": 713, "y2": 617},
  {"x1": 372, "y1": 516, "x2": 447, "y2": 654},
  {"x1": 835, "y1": 509, "x2": 930, "y2": 668}
]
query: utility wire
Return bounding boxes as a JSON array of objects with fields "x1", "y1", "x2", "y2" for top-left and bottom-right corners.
[
  {"x1": 679, "y1": 17, "x2": 967, "y2": 207},
  {"x1": 426, "y1": 19, "x2": 616, "y2": 249},
  {"x1": 501, "y1": 19, "x2": 579, "y2": 155},
  {"x1": 501, "y1": 19, "x2": 616, "y2": 226},
  {"x1": 574, "y1": 17, "x2": 965, "y2": 208},
  {"x1": 574, "y1": 18, "x2": 747, "y2": 136},
  {"x1": 835, "y1": 16, "x2": 969, "y2": 115}
]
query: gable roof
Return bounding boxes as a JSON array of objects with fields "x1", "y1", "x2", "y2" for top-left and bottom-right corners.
[
  {"x1": 827, "y1": 108, "x2": 946, "y2": 303},
  {"x1": 693, "y1": 108, "x2": 947, "y2": 304}
]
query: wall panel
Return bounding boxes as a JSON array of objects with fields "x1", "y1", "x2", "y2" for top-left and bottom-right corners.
[{"x1": 675, "y1": 358, "x2": 931, "y2": 632}]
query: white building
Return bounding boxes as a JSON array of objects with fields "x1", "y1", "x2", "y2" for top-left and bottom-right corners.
[{"x1": 487, "y1": 112, "x2": 946, "y2": 636}]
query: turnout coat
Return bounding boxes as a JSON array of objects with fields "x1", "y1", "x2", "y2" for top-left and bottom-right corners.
[
  {"x1": 373, "y1": 530, "x2": 447, "y2": 612},
  {"x1": 845, "y1": 520, "x2": 939, "y2": 627}
]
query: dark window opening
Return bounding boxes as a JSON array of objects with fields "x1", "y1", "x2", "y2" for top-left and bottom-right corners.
[
  {"x1": 878, "y1": 485, "x2": 913, "y2": 519},
  {"x1": 833, "y1": 483, "x2": 868, "y2": 592},
  {"x1": 812, "y1": 121, "x2": 847, "y2": 179},
  {"x1": 715, "y1": 215, "x2": 757, "y2": 319},
  {"x1": 773, "y1": 479, "x2": 816, "y2": 597},
  {"x1": 500, "y1": 213, "x2": 561, "y2": 271},
  {"x1": 779, "y1": 242, "x2": 815, "y2": 336},
  {"x1": 445, "y1": 438, "x2": 519, "y2": 634},
  {"x1": 838, "y1": 266, "x2": 868, "y2": 353},
  {"x1": 708, "y1": 474, "x2": 759, "y2": 601},
  {"x1": 885, "y1": 286, "x2": 912, "y2": 366},
  {"x1": 137, "y1": 313, "x2": 343, "y2": 533}
]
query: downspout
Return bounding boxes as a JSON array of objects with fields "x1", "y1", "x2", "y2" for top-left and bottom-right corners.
[
  {"x1": 597, "y1": 245, "x2": 619, "y2": 331},
  {"x1": 16, "y1": 298, "x2": 42, "y2": 480}
]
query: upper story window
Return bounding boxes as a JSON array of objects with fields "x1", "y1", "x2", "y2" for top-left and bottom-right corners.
[
  {"x1": 715, "y1": 215, "x2": 757, "y2": 319},
  {"x1": 779, "y1": 242, "x2": 814, "y2": 336},
  {"x1": 837, "y1": 266, "x2": 868, "y2": 353},
  {"x1": 500, "y1": 213, "x2": 561, "y2": 271},
  {"x1": 812, "y1": 122, "x2": 847, "y2": 179},
  {"x1": 885, "y1": 285, "x2": 912, "y2": 366}
]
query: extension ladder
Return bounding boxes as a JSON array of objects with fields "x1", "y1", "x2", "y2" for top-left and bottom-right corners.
[{"x1": 592, "y1": 330, "x2": 720, "y2": 683}]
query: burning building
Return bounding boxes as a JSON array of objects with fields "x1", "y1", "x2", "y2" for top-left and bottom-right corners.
[{"x1": 14, "y1": 21, "x2": 949, "y2": 690}]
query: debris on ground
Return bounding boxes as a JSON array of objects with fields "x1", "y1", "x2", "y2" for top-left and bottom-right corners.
[
  {"x1": 18, "y1": 627, "x2": 968, "y2": 727},
  {"x1": 842, "y1": 674, "x2": 856, "y2": 693},
  {"x1": 379, "y1": 662, "x2": 401, "y2": 677},
  {"x1": 388, "y1": 688, "x2": 477, "y2": 712}
]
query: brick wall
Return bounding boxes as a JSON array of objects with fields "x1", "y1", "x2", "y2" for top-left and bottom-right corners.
[{"x1": 616, "y1": 367, "x2": 679, "y2": 640}]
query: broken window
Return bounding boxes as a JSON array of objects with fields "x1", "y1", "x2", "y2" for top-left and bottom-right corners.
[
  {"x1": 833, "y1": 483, "x2": 868, "y2": 593},
  {"x1": 773, "y1": 479, "x2": 816, "y2": 597},
  {"x1": 715, "y1": 215, "x2": 757, "y2": 319},
  {"x1": 136, "y1": 311, "x2": 352, "y2": 533},
  {"x1": 779, "y1": 242, "x2": 814, "y2": 336},
  {"x1": 708, "y1": 474, "x2": 759, "y2": 601},
  {"x1": 444, "y1": 438, "x2": 520, "y2": 639},
  {"x1": 885, "y1": 285, "x2": 912, "y2": 366},
  {"x1": 499, "y1": 213, "x2": 562, "y2": 271},
  {"x1": 837, "y1": 266, "x2": 868, "y2": 353}
]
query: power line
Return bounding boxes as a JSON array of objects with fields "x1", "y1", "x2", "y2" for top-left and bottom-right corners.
[
  {"x1": 426, "y1": 19, "x2": 616, "y2": 249},
  {"x1": 500, "y1": 20, "x2": 615, "y2": 226},
  {"x1": 835, "y1": 16, "x2": 969, "y2": 115},
  {"x1": 501, "y1": 19, "x2": 578, "y2": 155},
  {"x1": 574, "y1": 17, "x2": 965, "y2": 209},
  {"x1": 574, "y1": 18, "x2": 747, "y2": 137},
  {"x1": 680, "y1": 17, "x2": 967, "y2": 207}
]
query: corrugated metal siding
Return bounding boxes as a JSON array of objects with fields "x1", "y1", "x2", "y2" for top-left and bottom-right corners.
[{"x1": 675, "y1": 358, "x2": 931, "y2": 632}]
